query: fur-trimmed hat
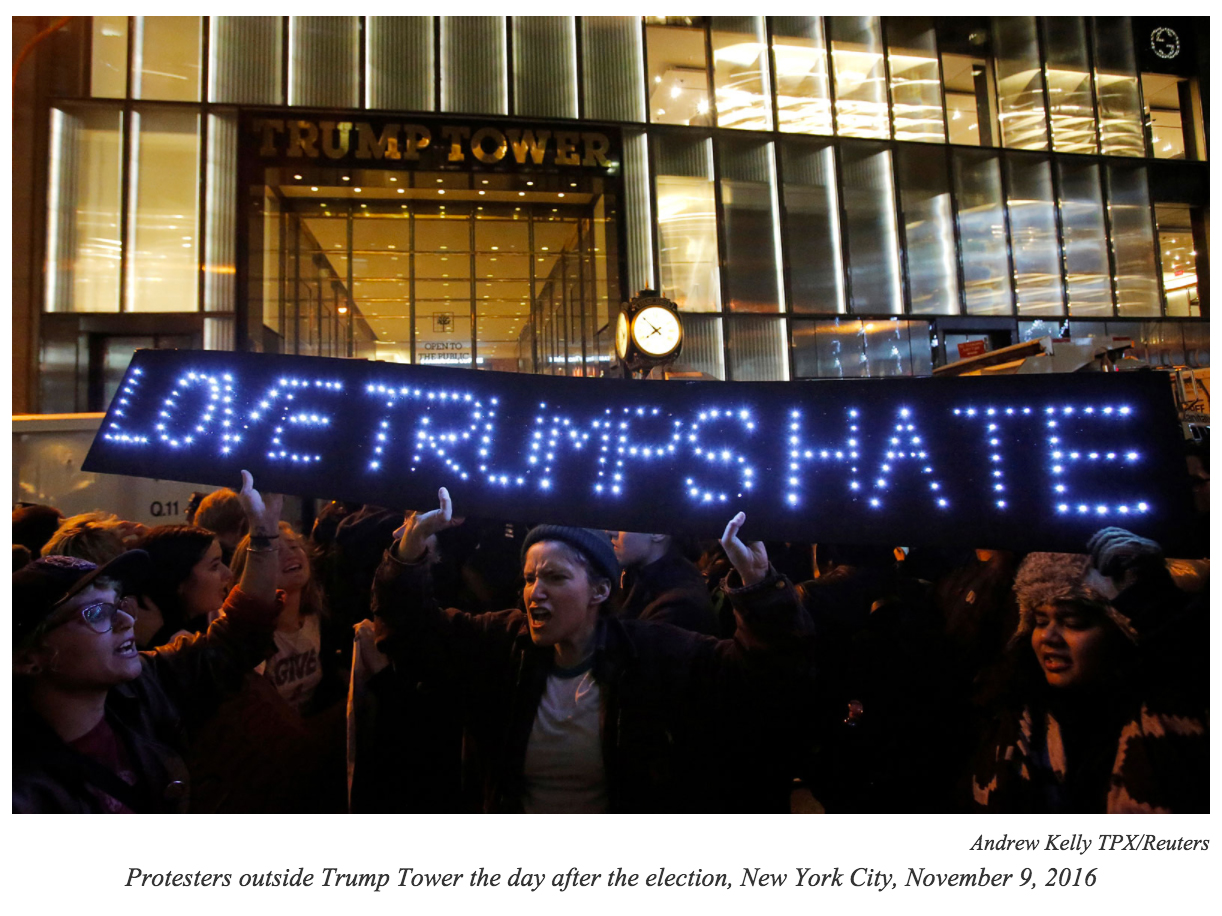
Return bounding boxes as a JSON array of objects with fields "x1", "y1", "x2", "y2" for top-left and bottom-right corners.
[{"x1": 1011, "y1": 552, "x2": 1138, "y2": 644}]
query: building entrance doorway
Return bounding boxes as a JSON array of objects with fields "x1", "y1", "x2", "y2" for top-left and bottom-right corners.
[{"x1": 247, "y1": 163, "x2": 622, "y2": 376}]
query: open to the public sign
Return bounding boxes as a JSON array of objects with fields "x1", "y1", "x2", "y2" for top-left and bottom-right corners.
[{"x1": 83, "y1": 350, "x2": 1199, "y2": 555}]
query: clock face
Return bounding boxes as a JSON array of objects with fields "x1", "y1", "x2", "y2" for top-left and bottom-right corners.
[
  {"x1": 615, "y1": 311, "x2": 630, "y2": 360},
  {"x1": 1151, "y1": 27, "x2": 1180, "y2": 60},
  {"x1": 631, "y1": 305, "x2": 682, "y2": 358}
]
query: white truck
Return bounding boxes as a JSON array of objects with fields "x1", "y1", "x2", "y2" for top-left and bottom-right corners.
[{"x1": 12, "y1": 413, "x2": 306, "y2": 526}]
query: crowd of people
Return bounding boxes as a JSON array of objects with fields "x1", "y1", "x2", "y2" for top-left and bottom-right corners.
[{"x1": 11, "y1": 465, "x2": 1209, "y2": 814}]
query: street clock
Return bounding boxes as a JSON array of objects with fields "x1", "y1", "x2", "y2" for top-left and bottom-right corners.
[{"x1": 614, "y1": 291, "x2": 684, "y2": 373}]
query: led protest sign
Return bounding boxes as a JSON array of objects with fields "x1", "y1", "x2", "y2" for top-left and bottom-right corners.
[{"x1": 83, "y1": 350, "x2": 1198, "y2": 554}]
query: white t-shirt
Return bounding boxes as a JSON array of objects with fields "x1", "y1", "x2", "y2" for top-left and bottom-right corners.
[
  {"x1": 260, "y1": 613, "x2": 323, "y2": 714},
  {"x1": 521, "y1": 661, "x2": 608, "y2": 814}
]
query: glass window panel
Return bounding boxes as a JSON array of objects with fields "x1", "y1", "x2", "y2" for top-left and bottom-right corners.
[
  {"x1": 204, "y1": 316, "x2": 235, "y2": 351},
  {"x1": 908, "y1": 320, "x2": 934, "y2": 376},
  {"x1": 1141, "y1": 73, "x2": 1201, "y2": 161},
  {"x1": 992, "y1": 17, "x2": 1049, "y2": 150},
  {"x1": 1005, "y1": 154, "x2": 1063, "y2": 315},
  {"x1": 289, "y1": 17, "x2": 360, "y2": 109},
  {"x1": 792, "y1": 318, "x2": 864, "y2": 378},
  {"x1": 582, "y1": 17, "x2": 645, "y2": 123},
  {"x1": 770, "y1": 16, "x2": 832, "y2": 135},
  {"x1": 840, "y1": 142, "x2": 902, "y2": 314},
  {"x1": 209, "y1": 17, "x2": 282, "y2": 105},
  {"x1": 368, "y1": 17, "x2": 434, "y2": 111},
  {"x1": 828, "y1": 17, "x2": 890, "y2": 139},
  {"x1": 1106, "y1": 164, "x2": 1160, "y2": 317},
  {"x1": 476, "y1": 219, "x2": 529, "y2": 252},
  {"x1": 728, "y1": 316, "x2": 788, "y2": 380},
  {"x1": 1058, "y1": 161, "x2": 1111, "y2": 316},
  {"x1": 132, "y1": 17, "x2": 201, "y2": 102},
  {"x1": 45, "y1": 107, "x2": 124, "y2": 313},
  {"x1": 655, "y1": 134, "x2": 721, "y2": 313},
  {"x1": 710, "y1": 16, "x2": 772, "y2": 131},
  {"x1": 863, "y1": 318, "x2": 918, "y2": 377},
  {"x1": 1041, "y1": 17, "x2": 1097, "y2": 154},
  {"x1": 673, "y1": 313, "x2": 725, "y2": 379},
  {"x1": 416, "y1": 309, "x2": 473, "y2": 367},
  {"x1": 953, "y1": 149, "x2": 1013, "y2": 315},
  {"x1": 477, "y1": 296, "x2": 532, "y2": 371},
  {"x1": 719, "y1": 138, "x2": 782, "y2": 313},
  {"x1": 780, "y1": 140, "x2": 845, "y2": 314},
  {"x1": 440, "y1": 16, "x2": 507, "y2": 115},
  {"x1": 415, "y1": 214, "x2": 471, "y2": 252},
  {"x1": 1091, "y1": 17, "x2": 1143, "y2": 158},
  {"x1": 1155, "y1": 204, "x2": 1197, "y2": 317},
  {"x1": 897, "y1": 146, "x2": 959, "y2": 314},
  {"x1": 646, "y1": 19, "x2": 712, "y2": 126},
  {"x1": 126, "y1": 108, "x2": 200, "y2": 313},
  {"x1": 204, "y1": 113, "x2": 237, "y2": 313},
  {"x1": 514, "y1": 17, "x2": 577, "y2": 119},
  {"x1": 886, "y1": 17, "x2": 946, "y2": 143},
  {"x1": 1180, "y1": 321, "x2": 1208, "y2": 368},
  {"x1": 91, "y1": 16, "x2": 128, "y2": 98}
]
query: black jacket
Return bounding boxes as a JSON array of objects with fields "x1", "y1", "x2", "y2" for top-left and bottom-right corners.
[
  {"x1": 614, "y1": 550, "x2": 718, "y2": 636},
  {"x1": 372, "y1": 551, "x2": 816, "y2": 813},
  {"x1": 12, "y1": 587, "x2": 279, "y2": 814}
]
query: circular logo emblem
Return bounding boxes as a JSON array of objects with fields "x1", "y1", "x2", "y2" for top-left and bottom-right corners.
[{"x1": 1151, "y1": 27, "x2": 1180, "y2": 60}]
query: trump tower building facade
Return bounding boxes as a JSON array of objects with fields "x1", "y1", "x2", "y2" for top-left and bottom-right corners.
[{"x1": 11, "y1": 16, "x2": 1210, "y2": 413}]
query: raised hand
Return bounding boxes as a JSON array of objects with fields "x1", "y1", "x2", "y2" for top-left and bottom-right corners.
[
  {"x1": 398, "y1": 487, "x2": 464, "y2": 563},
  {"x1": 720, "y1": 511, "x2": 769, "y2": 587},
  {"x1": 238, "y1": 469, "x2": 284, "y2": 538}
]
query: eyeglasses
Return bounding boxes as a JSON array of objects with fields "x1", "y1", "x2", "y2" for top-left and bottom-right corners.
[{"x1": 52, "y1": 595, "x2": 138, "y2": 635}]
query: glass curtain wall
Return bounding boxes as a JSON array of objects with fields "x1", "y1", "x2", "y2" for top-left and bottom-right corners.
[
  {"x1": 52, "y1": 15, "x2": 1207, "y2": 391},
  {"x1": 953, "y1": 150, "x2": 1013, "y2": 315},
  {"x1": 125, "y1": 108, "x2": 201, "y2": 312},
  {"x1": 1057, "y1": 160, "x2": 1111, "y2": 316},
  {"x1": 828, "y1": 17, "x2": 890, "y2": 139},
  {"x1": 718, "y1": 138, "x2": 783, "y2": 312},
  {"x1": 992, "y1": 17, "x2": 1049, "y2": 150},
  {"x1": 1091, "y1": 17, "x2": 1144, "y2": 158},
  {"x1": 646, "y1": 18, "x2": 712, "y2": 127},
  {"x1": 1041, "y1": 17, "x2": 1097, "y2": 154},
  {"x1": 770, "y1": 17, "x2": 832, "y2": 135},
  {"x1": 709, "y1": 17, "x2": 772, "y2": 131},
  {"x1": 779, "y1": 139, "x2": 845, "y2": 313},
  {"x1": 886, "y1": 18, "x2": 946, "y2": 143},
  {"x1": 654, "y1": 133, "x2": 720, "y2": 312},
  {"x1": 897, "y1": 146, "x2": 959, "y2": 314},
  {"x1": 1005, "y1": 154, "x2": 1063, "y2": 314},
  {"x1": 839, "y1": 141, "x2": 902, "y2": 314},
  {"x1": 45, "y1": 106, "x2": 124, "y2": 313}
]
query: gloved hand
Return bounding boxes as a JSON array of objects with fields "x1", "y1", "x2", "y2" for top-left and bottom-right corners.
[{"x1": 1086, "y1": 527, "x2": 1164, "y2": 580}]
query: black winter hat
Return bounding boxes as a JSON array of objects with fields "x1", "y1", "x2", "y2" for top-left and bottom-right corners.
[{"x1": 521, "y1": 525, "x2": 620, "y2": 584}]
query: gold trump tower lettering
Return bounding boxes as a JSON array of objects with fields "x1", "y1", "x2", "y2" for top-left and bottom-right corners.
[{"x1": 256, "y1": 118, "x2": 612, "y2": 168}]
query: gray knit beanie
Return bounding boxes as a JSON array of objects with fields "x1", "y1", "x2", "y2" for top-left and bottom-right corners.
[{"x1": 521, "y1": 525, "x2": 620, "y2": 584}]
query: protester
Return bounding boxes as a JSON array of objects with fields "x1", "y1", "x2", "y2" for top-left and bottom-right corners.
[
  {"x1": 229, "y1": 522, "x2": 346, "y2": 716},
  {"x1": 609, "y1": 530, "x2": 717, "y2": 635},
  {"x1": 130, "y1": 525, "x2": 230, "y2": 647},
  {"x1": 371, "y1": 488, "x2": 816, "y2": 813},
  {"x1": 970, "y1": 529, "x2": 1207, "y2": 813},
  {"x1": 12, "y1": 504, "x2": 64, "y2": 557},
  {"x1": 40, "y1": 512, "x2": 127, "y2": 566},
  {"x1": 194, "y1": 488, "x2": 248, "y2": 567},
  {"x1": 12, "y1": 472, "x2": 282, "y2": 813}
]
